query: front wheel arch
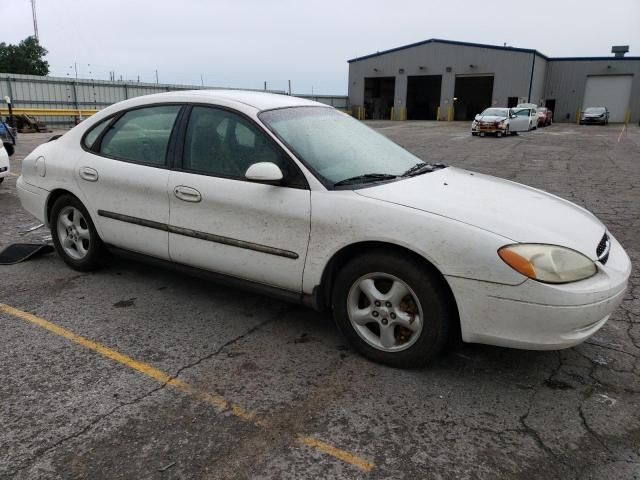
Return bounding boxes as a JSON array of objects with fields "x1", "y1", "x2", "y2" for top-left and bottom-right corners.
[{"x1": 317, "y1": 241, "x2": 461, "y2": 340}]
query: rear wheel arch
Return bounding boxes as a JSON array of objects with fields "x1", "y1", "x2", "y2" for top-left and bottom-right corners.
[
  {"x1": 46, "y1": 189, "x2": 98, "y2": 228},
  {"x1": 317, "y1": 241, "x2": 460, "y2": 329}
]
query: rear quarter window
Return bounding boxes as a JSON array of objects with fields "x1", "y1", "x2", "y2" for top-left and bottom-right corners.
[{"x1": 82, "y1": 118, "x2": 111, "y2": 150}]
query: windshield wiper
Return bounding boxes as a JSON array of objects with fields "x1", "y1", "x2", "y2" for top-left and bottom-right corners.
[
  {"x1": 401, "y1": 162, "x2": 447, "y2": 177},
  {"x1": 334, "y1": 173, "x2": 397, "y2": 186}
]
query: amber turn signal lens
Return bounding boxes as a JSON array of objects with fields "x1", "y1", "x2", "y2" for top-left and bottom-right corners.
[{"x1": 498, "y1": 248, "x2": 537, "y2": 279}]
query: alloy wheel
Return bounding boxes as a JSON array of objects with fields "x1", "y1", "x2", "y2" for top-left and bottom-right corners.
[
  {"x1": 56, "y1": 206, "x2": 91, "y2": 260},
  {"x1": 346, "y1": 272, "x2": 424, "y2": 352}
]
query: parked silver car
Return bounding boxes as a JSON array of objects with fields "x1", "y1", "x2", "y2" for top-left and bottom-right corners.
[{"x1": 580, "y1": 107, "x2": 609, "y2": 125}]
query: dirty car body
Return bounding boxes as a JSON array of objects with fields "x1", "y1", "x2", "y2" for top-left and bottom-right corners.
[{"x1": 17, "y1": 91, "x2": 632, "y2": 367}]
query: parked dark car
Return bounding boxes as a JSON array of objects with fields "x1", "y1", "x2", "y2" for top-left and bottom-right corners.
[{"x1": 580, "y1": 107, "x2": 609, "y2": 125}]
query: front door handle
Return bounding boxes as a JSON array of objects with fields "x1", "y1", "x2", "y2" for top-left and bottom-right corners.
[
  {"x1": 79, "y1": 166, "x2": 99, "y2": 182},
  {"x1": 174, "y1": 185, "x2": 202, "y2": 203}
]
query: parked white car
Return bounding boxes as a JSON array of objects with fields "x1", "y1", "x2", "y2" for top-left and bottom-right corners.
[
  {"x1": 516, "y1": 103, "x2": 539, "y2": 130},
  {"x1": 17, "y1": 91, "x2": 631, "y2": 367},
  {"x1": 0, "y1": 140, "x2": 12, "y2": 184},
  {"x1": 471, "y1": 107, "x2": 532, "y2": 136}
]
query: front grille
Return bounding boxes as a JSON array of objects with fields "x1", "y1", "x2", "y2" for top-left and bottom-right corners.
[{"x1": 596, "y1": 233, "x2": 610, "y2": 264}]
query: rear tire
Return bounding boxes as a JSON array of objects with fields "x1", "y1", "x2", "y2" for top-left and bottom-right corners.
[
  {"x1": 331, "y1": 251, "x2": 455, "y2": 368},
  {"x1": 50, "y1": 194, "x2": 107, "y2": 271}
]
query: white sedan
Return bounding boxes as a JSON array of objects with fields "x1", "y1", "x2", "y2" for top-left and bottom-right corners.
[
  {"x1": 471, "y1": 107, "x2": 532, "y2": 136},
  {"x1": 0, "y1": 140, "x2": 12, "y2": 184},
  {"x1": 17, "y1": 91, "x2": 631, "y2": 367}
]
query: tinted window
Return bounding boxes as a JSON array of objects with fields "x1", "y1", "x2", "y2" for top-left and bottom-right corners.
[
  {"x1": 515, "y1": 109, "x2": 530, "y2": 117},
  {"x1": 99, "y1": 105, "x2": 180, "y2": 165},
  {"x1": 183, "y1": 106, "x2": 297, "y2": 182},
  {"x1": 83, "y1": 117, "x2": 111, "y2": 149}
]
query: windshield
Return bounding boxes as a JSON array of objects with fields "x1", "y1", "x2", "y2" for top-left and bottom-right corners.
[
  {"x1": 259, "y1": 107, "x2": 424, "y2": 186},
  {"x1": 480, "y1": 108, "x2": 508, "y2": 117},
  {"x1": 584, "y1": 107, "x2": 605, "y2": 114}
]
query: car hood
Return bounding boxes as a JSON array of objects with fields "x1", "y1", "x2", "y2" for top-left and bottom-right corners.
[
  {"x1": 355, "y1": 167, "x2": 605, "y2": 259},
  {"x1": 475, "y1": 115, "x2": 507, "y2": 122}
]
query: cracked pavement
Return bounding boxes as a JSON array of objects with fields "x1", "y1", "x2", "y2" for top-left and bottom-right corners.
[{"x1": 1, "y1": 123, "x2": 639, "y2": 479}]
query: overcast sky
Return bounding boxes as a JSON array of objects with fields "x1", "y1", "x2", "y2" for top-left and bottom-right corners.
[{"x1": 2, "y1": 0, "x2": 639, "y2": 94}]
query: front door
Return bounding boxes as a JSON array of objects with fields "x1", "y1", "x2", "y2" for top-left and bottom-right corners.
[
  {"x1": 168, "y1": 105, "x2": 311, "y2": 292},
  {"x1": 76, "y1": 104, "x2": 182, "y2": 260},
  {"x1": 509, "y1": 108, "x2": 531, "y2": 132}
]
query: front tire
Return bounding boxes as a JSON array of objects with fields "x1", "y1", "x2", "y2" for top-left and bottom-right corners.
[
  {"x1": 331, "y1": 251, "x2": 455, "y2": 368},
  {"x1": 50, "y1": 194, "x2": 107, "y2": 271}
]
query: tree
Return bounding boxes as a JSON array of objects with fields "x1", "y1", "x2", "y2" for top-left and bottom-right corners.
[{"x1": 0, "y1": 36, "x2": 49, "y2": 75}]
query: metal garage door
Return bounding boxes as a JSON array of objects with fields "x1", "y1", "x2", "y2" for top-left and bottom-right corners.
[{"x1": 583, "y1": 75, "x2": 632, "y2": 122}]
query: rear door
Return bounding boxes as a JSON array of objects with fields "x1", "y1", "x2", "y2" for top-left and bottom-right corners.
[
  {"x1": 509, "y1": 108, "x2": 530, "y2": 132},
  {"x1": 167, "y1": 105, "x2": 311, "y2": 292},
  {"x1": 77, "y1": 104, "x2": 183, "y2": 259}
]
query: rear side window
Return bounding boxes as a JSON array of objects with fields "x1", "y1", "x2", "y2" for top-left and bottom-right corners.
[
  {"x1": 83, "y1": 118, "x2": 111, "y2": 149},
  {"x1": 99, "y1": 105, "x2": 181, "y2": 166}
]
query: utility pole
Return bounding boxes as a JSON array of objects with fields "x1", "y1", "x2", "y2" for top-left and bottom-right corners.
[
  {"x1": 288, "y1": 80, "x2": 291, "y2": 95},
  {"x1": 200, "y1": 74, "x2": 204, "y2": 87},
  {"x1": 264, "y1": 81, "x2": 267, "y2": 91},
  {"x1": 31, "y1": 0, "x2": 39, "y2": 41},
  {"x1": 155, "y1": 69, "x2": 159, "y2": 84}
]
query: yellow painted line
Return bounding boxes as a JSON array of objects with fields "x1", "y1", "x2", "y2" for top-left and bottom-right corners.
[
  {"x1": 299, "y1": 435, "x2": 374, "y2": 472},
  {"x1": 0, "y1": 303, "x2": 374, "y2": 472}
]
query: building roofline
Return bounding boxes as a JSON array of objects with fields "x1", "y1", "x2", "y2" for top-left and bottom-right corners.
[
  {"x1": 549, "y1": 56, "x2": 640, "y2": 61},
  {"x1": 347, "y1": 38, "x2": 548, "y2": 63}
]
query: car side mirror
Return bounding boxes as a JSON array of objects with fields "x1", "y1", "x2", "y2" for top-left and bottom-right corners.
[
  {"x1": 3, "y1": 142, "x2": 14, "y2": 157},
  {"x1": 245, "y1": 162, "x2": 283, "y2": 184},
  {"x1": 510, "y1": 114, "x2": 517, "y2": 119}
]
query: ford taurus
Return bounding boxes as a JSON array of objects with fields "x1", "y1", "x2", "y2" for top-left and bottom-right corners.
[{"x1": 17, "y1": 91, "x2": 631, "y2": 367}]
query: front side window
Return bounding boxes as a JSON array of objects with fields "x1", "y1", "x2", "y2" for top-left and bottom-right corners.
[
  {"x1": 515, "y1": 109, "x2": 530, "y2": 117},
  {"x1": 183, "y1": 106, "x2": 301, "y2": 184},
  {"x1": 99, "y1": 105, "x2": 181, "y2": 165}
]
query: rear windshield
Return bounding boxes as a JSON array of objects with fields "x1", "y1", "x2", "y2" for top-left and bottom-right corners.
[{"x1": 584, "y1": 107, "x2": 605, "y2": 114}]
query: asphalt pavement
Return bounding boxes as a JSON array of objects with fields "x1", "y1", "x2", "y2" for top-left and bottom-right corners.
[{"x1": 1, "y1": 122, "x2": 639, "y2": 479}]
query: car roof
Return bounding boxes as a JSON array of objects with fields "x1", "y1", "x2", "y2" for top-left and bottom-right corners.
[{"x1": 128, "y1": 90, "x2": 325, "y2": 111}]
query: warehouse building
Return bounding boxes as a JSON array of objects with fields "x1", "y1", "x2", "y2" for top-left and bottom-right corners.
[{"x1": 348, "y1": 39, "x2": 640, "y2": 123}]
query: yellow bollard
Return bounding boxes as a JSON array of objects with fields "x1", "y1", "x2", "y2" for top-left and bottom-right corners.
[
  {"x1": 576, "y1": 108, "x2": 581, "y2": 125},
  {"x1": 436, "y1": 106, "x2": 440, "y2": 121},
  {"x1": 401, "y1": 107, "x2": 406, "y2": 121},
  {"x1": 625, "y1": 110, "x2": 631, "y2": 125},
  {"x1": 390, "y1": 107, "x2": 395, "y2": 121}
]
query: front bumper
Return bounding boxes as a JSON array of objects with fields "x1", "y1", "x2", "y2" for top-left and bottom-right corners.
[
  {"x1": 472, "y1": 123, "x2": 507, "y2": 134},
  {"x1": 581, "y1": 117, "x2": 606, "y2": 124},
  {"x1": 447, "y1": 233, "x2": 631, "y2": 350}
]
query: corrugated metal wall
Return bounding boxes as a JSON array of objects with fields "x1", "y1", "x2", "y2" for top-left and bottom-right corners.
[
  {"x1": 348, "y1": 40, "x2": 640, "y2": 122},
  {"x1": 545, "y1": 60, "x2": 640, "y2": 123},
  {"x1": 348, "y1": 42, "x2": 538, "y2": 120},
  {"x1": 0, "y1": 73, "x2": 348, "y2": 126}
]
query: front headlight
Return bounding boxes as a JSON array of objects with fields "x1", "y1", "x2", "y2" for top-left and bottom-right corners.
[{"x1": 498, "y1": 244, "x2": 597, "y2": 284}]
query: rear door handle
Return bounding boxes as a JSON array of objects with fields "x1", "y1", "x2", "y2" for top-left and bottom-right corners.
[
  {"x1": 79, "y1": 166, "x2": 99, "y2": 182},
  {"x1": 174, "y1": 185, "x2": 202, "y2": 203}
]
